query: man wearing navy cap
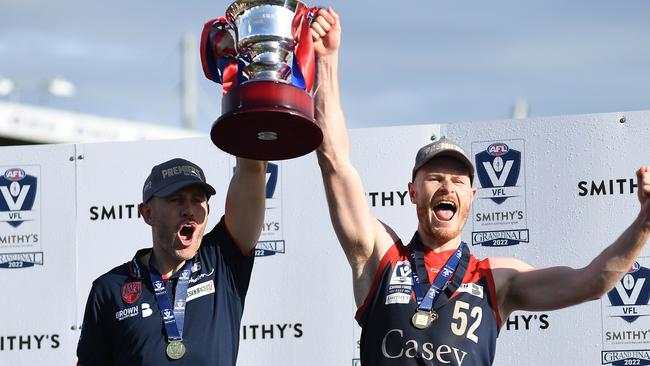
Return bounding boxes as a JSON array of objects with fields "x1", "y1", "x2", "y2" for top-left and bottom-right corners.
[
  {"x1": 77, "y1": 157, "x2": 266, "y2": 365},
  {"x1": 311, "y1": 8, "x2": 650, "y2": 365}
]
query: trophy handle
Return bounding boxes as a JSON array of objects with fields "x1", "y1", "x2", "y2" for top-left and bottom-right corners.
[{"x1": 200, "y1": 17, "x2": 240, "y2": 91}]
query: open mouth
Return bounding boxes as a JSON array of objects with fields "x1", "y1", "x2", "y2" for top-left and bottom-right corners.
[
  {"x1": 433, "y1": 200, "x2": 457, "y2": 221},
  {"x1": 178, "y1": 224, "x2": 196, "y2": 244}
]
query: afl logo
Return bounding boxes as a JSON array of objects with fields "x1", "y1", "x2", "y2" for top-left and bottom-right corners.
[
  {"x1": 4, "y1": 168, "x2": 26, "y2": 181},
  {"x1": 487, "y1": 143, "x2": 509, "y2": 157}
]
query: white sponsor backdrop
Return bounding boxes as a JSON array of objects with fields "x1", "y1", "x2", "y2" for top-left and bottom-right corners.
[{"x1": 0, "y1": 110, "x2": 649, "y2": 365}]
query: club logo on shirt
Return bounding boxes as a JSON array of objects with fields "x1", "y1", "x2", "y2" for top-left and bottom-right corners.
[{"x1": 121, "y1": 281, "x2": 142, "y2": 304}]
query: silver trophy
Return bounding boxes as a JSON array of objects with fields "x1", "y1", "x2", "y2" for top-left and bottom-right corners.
[{"x1": 202, "y1": 0, "x2": 322, "y2": 160}]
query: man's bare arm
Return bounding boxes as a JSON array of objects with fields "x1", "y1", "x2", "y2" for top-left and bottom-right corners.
[
  {"x1": 225, "y1": 158, "x2": 267, "y2": 254},
  {"x1": 312, "y1": 8, "x2": 396, "y2": 306},
  {"x1": 494, "y1": 167, "x2": 650, "y2": 320}
]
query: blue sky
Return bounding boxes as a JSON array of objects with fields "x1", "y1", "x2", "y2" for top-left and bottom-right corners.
[{"x1": 1, "y1": 0, "x2": 649, "y2": 132}]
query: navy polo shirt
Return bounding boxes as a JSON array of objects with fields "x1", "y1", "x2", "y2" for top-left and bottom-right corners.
[{"x1": 77, "y1": 216, "x2": 254, "y2": 366}]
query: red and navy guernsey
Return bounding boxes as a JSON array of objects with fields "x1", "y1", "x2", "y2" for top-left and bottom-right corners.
[
  {"x1": 357, "y1": 239, "x2": 501, "y2": 366},
  {"x1": 76, "y1": 216, "x2": 254, "y2": 366}
]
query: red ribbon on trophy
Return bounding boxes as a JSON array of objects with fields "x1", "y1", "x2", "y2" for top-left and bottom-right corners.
[
  {"x1": 199, "y1": 2, "x2": 324, "y2": 161},
  {"x1": 200, "y1": 17, "x2": 239, "y2": 94},
  {"x1": 291, "y1": 6, "x2": 318, "y2": 92}
]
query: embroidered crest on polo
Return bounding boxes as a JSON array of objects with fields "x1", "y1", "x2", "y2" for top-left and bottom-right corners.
[{"x1": 121, "y1": 281, "x2": 143, "y2": 304}]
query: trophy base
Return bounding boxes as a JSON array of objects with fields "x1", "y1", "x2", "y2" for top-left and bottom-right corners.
[{"x1": 211, "y1": 80, "x2": 323, "y2": 160}]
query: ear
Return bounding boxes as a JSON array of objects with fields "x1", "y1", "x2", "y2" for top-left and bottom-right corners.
[
  {"x1": 407, "y1": 182, "x2": 417, "y2": 204},
  {"x1": 470, "y1": 187, "x2": 477, "y2": 202},
  {"x1": 139, "y1": 202, "x2": 154, "y2": 226}
]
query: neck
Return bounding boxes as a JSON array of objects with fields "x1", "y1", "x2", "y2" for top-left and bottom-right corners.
[
  {"x1": 417, "y1": 228, "x2": 462, "y2": 253},
  {"x1": 149, "y1": 247, "x2": 186, "y2": 277}
]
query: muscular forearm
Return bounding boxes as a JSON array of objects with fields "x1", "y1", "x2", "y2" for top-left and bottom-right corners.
[
  {"x1": 585, "y1": 212, "x2": 650, "y2": 297},
  {"x1": 312, "y1": 50, "x2": 382, "y2": 263},
  {"x1": 225, "y1": 158, "x2": 267, "y2": 252},
  {"x1": 314, "y1": 52, "x2": 348, "y2": 170}
]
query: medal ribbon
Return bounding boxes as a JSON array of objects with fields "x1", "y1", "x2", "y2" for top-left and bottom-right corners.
[
  {"x1": 148, "y1": 256, "x2": 192, "y2": 342},
  {"x1": 408, "y1": 233, "x2": 467, "y2": 313}
]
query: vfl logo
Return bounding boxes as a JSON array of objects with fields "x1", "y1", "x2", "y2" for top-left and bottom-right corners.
[
  {"x1": 179, "y1": 270, "x2": 190, "y2": 281},
  {"x1": 394, "y1": 261, "x2": 412, "y2": 283},
  {"x1": 607, "y1": 262, "x2": 650, "y2": 323},
  {"x1": 153, "y1": 281, "x2": 165, "y2": 292},
  {"x1": 388, "y1": 260, "x2": 413, "y2": 286},
  {"x1": 0, "y1": 168, "x2": 38, "y2": 228},
  {"x1": 175, "y1": 299, "x2": 185, "y2": 310},
  {"x1": 162, "y1": 309, "x2": 174, "y2": 321},
  {"x1": 475, "y1": 143, "x2": 521, "y2": 204},
  {"x1": 386, "y1": 260, "x2": 414, "y2": 305}
]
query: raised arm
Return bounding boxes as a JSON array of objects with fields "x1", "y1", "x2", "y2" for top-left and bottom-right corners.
[
  {"x1": 312, "y1": 8, "x2": 396, "y2": 306},
  {"x1": 225, "y1": 158, "x2": 267, "y2": 254},
  {"x1": 494, "y1": 167, "x2": 650, "y2": 320}
]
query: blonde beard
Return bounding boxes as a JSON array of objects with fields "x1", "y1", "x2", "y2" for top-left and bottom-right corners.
[{"x1": 418, "y1": 207, "x2": 470, "y2": 245}]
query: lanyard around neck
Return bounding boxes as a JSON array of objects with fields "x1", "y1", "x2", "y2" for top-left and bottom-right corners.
[
  {"x1": 408, "y1": 233, "x2": 469, "y2": 313},
  {"x1": 148, "y1": 254, "x2": 192, "y2": 342}
]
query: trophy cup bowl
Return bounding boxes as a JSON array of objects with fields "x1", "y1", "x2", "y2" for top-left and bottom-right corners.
[{"x1": 207, "y1": 0, "x2": 323, "y2": 160}]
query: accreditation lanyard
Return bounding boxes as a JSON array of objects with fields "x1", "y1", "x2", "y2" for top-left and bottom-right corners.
[
  {"x1": 148, "y1": 256, "x2": 192, "y2": 343},
  {"x1": 408, "y1": 234, "x2": 466, "y2": 313}
]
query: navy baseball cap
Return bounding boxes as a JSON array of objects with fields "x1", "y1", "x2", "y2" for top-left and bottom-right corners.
[
  {"x1": 412, "y1": 137, "x2": 475, "y2": 183},
  {"x1": 142, "y1": 158, "x2": 216, "y2": 202}
]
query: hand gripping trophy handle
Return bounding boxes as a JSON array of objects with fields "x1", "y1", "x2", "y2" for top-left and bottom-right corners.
[{"x1": 201, "y1": 0, "x2": 323, "y2": 161}]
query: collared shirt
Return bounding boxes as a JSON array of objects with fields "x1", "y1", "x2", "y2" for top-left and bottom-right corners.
[{"x1": 77, "y1": 216, "x2": 254, "y2": 366}]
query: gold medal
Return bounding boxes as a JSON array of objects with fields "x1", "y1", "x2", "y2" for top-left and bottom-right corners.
[
  {"x1": 166, "y1": 340, "x2": 186, "y2": 360},
  {"x1": 411, "y1": 310, "x2": 438, "y2": 330}
]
